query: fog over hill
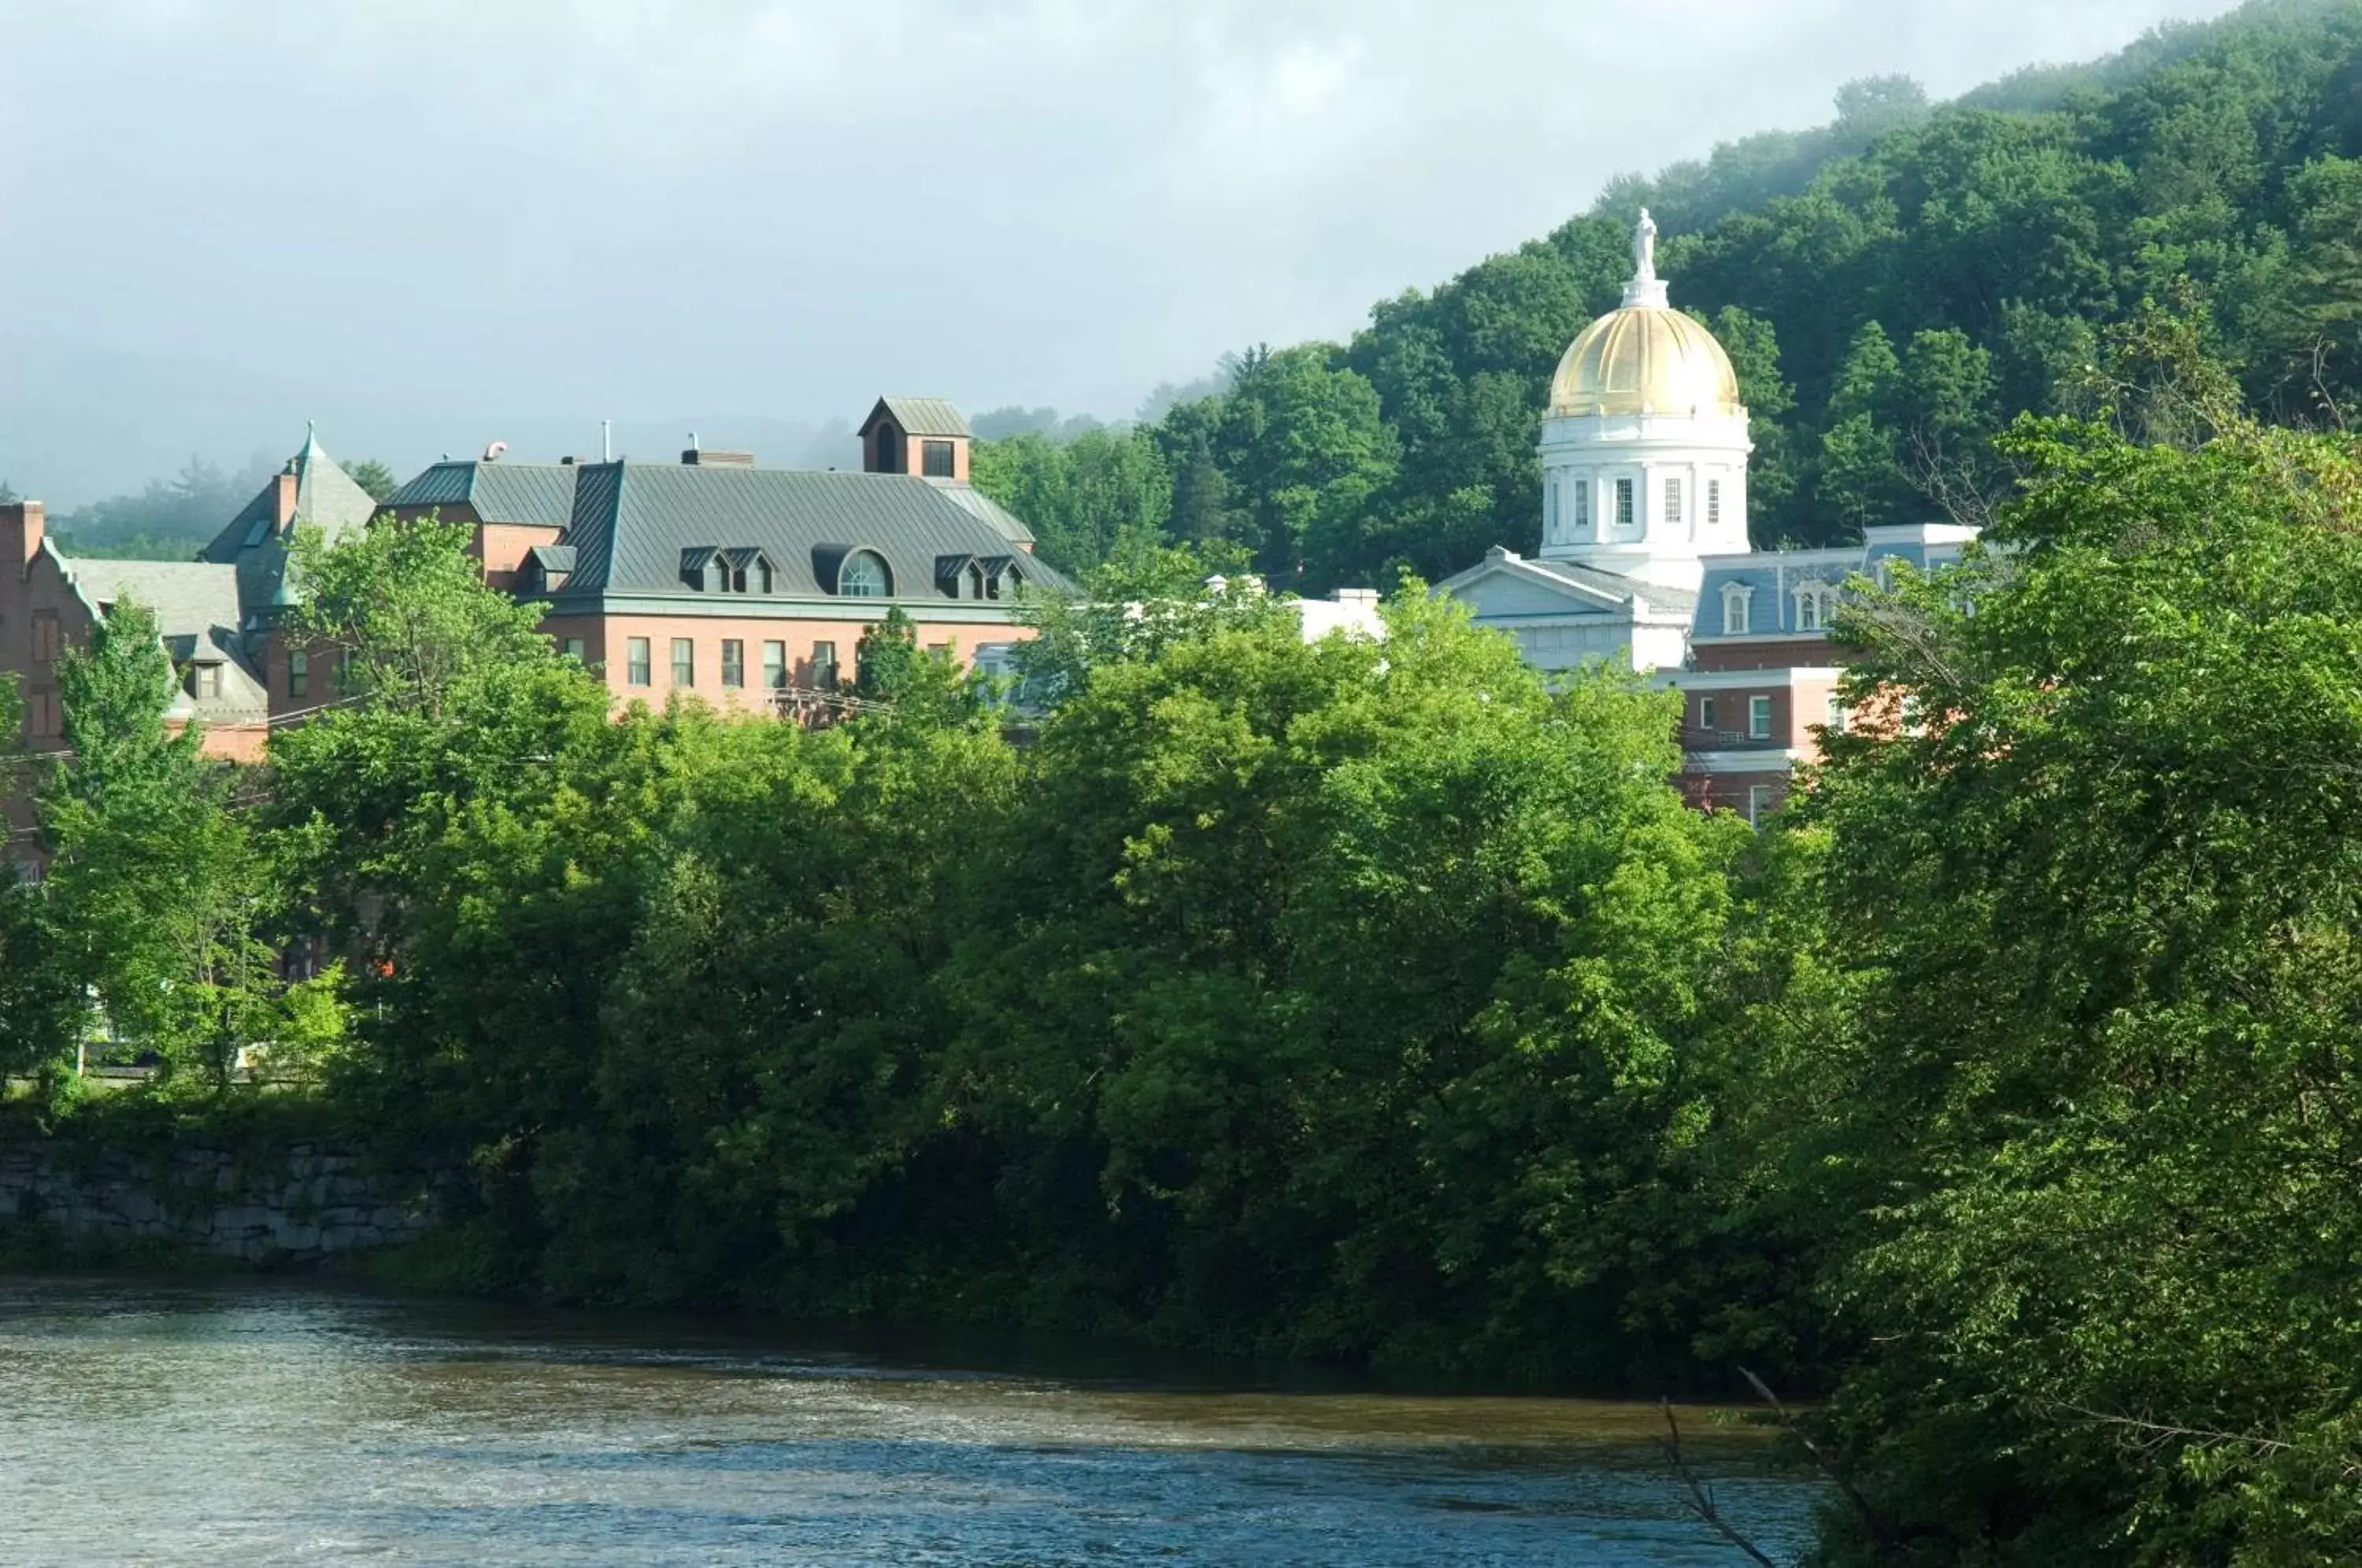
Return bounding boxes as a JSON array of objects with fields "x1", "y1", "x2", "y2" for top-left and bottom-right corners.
[{"x1": 1, "y1": 0, "x2": 2239, "y2": 517}]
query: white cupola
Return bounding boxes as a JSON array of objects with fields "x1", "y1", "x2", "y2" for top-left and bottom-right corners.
[{"x1": 1535, "y1": 210, "x2": 1753, "y2": 594}]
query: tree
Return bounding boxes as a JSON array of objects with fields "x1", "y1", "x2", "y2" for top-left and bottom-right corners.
[
  {"x1": 1794, "y1": 413, "x2": 2362, "y2": 1561},
  {"x1": 39, "y1": 600, "x2": 280, "y2": 1092},
  {"x1": 343, "y1": 459, "x2": 400, "y2": 503}
]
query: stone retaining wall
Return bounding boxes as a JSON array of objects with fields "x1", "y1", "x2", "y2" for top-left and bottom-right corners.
[{"x1": 0, "y1": 1139, "x2": 438, "y2": 1262}]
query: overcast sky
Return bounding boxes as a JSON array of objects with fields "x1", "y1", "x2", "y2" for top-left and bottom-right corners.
[{"x1": 1, "y1": 0, "x2": 2244, "y2": 499}]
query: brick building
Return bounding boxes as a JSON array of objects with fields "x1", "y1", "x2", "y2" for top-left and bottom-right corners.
[{"x1": 379, "y1": 397, "x2": 1070, "y2": 709}]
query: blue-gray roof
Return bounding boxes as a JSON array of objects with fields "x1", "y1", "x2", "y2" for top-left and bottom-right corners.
[
  {"x1": 384, "y1": 461, "x2": 579, "y2": 528},
  {"x1": 551, "y1": 460, "x2": 1074, "y2": 601},
  {"x1": 1693, "y1": 533, "x2": 1972, "y2": 639},
  {"x1": 198, "y1": 430, "x2": 378, "y2": 614}
]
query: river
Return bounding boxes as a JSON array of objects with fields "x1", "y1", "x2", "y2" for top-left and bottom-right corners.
[{"x1": 0, "y1": 1275, "x2": 1815, "y2": 1566}]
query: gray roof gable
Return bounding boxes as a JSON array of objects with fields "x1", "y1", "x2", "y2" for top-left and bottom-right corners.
[
  {"x1": 861, "y1": 397, "x2": 972, "y2": 438},
  {"x1": 198, "y1": 430, "x2": 379, "y2": 615},
  {"x1": 383, "y1": 460, "x2": 579, "y2": 528},
  {"x1": 557, "y1": 461, "x2": 1074, "y2": 601}
]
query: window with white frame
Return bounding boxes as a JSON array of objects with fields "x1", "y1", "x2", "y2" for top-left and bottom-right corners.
[
  {"x1": 1749, "y1": 694, "x2": 1773, "y2": 739},
  {"x1": 1708, "y1": 478, "x2": 1723, "y2": 527},
  {"x1": 1795, "y1": 582, "x2": 1834, "y2": 633},
  {"x1": 1748, "y1": 783, "x2": 1775, "y2": 826},
  {"x1": 1826, "y1": 694, "x2": 1847, "y2": 733},
  {"x1": 1573, "y1": 479, "x2": 1591, "y2": 533},
  {"x1": 1698, "y1": 696, "x2": 1716, "y2": 732},
  {"x1": 1665, "y1": 476, "x2": 1683, "y2": 525},
  {"x1": 1614, "y1": 477, "x2": 1635, "y2": 531},
  {"x1": 1721, "y1": 583, "x2": 1753, "y2": 636}
]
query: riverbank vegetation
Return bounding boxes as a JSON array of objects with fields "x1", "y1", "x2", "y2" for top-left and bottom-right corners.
[{"x1": 6, "y1": 390, "x2": 2362, "y2": 1559}]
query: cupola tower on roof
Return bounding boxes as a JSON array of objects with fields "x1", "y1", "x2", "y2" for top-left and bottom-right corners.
[{"x1": 1532, "y1": 211, "x2": 1753, "y2": 594}]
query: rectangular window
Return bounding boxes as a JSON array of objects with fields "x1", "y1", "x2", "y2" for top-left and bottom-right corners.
[
  {"x1": 763, "y1": 640, "x2": 787, "y2": 690},
  {"x1": 1827, "y1": 695, "x2": 1847, "y2": 734},
  {"x1": 1749, "y1": 695, "x2": 1773, "y2": 740},
  {"x1": 1708, "y1": 479, "x2": 1723, "y2": 527},
  {"x1": 1574, "y1": 481, "x2": 1591, "y2": 532},
  {"x1": 562, "y1": 636, "x2": 586, "y2": 662},
  {"x1": 1797, "y1": 592, "x2": 1820, "y2": 632},
  {"x1": 1698, "y1": 696, "x2": 1716, "y2": 732},
  {"x1": 31, "y1": 609, "x2": 58, "y2": 664},
  {"x1": 287, "y1": 649, "x2": 309, "y2": 700},
  {"x1": 191, "y1": 662, "x2": 222, "y2": 700},
  {"x1": 1665, "y1": 476, "x2": 1683, "y2": 525},
  {"x1": 1614, "y1": 478, "x2": 1635, "y2": 529},
  {"x1": 627, "y1": 636, "x2": 651, "y2": 686},
  {"x1": 720, "y1": 638, "x2": 744, "y2": 688},
  {"x1": 926, "y1": 642, "x2": 952, "y2": 659},
  {"x1": 812, "y1": 640, "x2": 839, "y2": 690},
  {"x1": 1723, "y1": 592, "x2": 1749, "y2": 637},
  {"x1": 922, "y1": 439, "x2": 956, "y2": 478},
  {"x1": 1748, "y1": 784, "x2": 1775, "y2": 827},
  {"x1": 671, "y1": 638, "x2": 695, "y2": 687}
]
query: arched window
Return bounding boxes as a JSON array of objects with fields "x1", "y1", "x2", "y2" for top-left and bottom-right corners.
[
  {"x1": 1722, "y1": 582, "x2": 1753, "y2": 636},
  {"x1": 840, "y1": 550, "x2": 892, "y2": 597},
  {"x1": 1795, "y1": 583, "x2": 1833, "y2": 632}
]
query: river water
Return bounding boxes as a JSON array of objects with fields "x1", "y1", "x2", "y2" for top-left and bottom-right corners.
[{"x1": 0, "y1": 1275, "x2": 1814, "y2": 1566}]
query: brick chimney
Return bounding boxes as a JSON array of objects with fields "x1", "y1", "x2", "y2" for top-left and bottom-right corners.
[
  {"x1": 272, "y1": 470, "x2": 299, "y2": 529},
  {"x1": 0, "y1": 500, "x2": 44, "y2": 577}
]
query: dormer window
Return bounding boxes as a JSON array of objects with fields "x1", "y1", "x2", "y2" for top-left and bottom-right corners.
[
  {"x1": 1722, "y1": 582, "x2": 1753, "y2": 636},
  {"x1": 922, "y1": 440, "x2": 956, "y2": 478},
  {"x1": 964, "y1": 562, "x2": 987, "y2": 600},
  {"x1": 840, "y1": 550, "x2": 892, "y2": 597},
  {"x1": 1794, "y1": 582, "x2": 1835, "y2": 633},
  {"x1": 189, "y1": 661, "x2": 222, "y2": 700}
]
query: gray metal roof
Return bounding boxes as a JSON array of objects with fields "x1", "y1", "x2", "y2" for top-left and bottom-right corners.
[
  {"x1": 933, "y1": 481, "x2": 1036, "y2": 546},
  {"x1": 553, "y1": 460, "x2": 1075, "y2": 601},
  {"x1": 861, "y1": 397, "x2": 972, "y2": 438},
  {"x1": 1523, "y1": 557, "x2": 1699, "y2": 614},
  {"x1": 383, "y1": 460, "x2": 579, "y2": 527}
]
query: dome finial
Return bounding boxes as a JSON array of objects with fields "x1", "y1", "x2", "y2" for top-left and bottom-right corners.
[{"x1": 1622, "y1": 209, "x2": 1669, "y2": 309}]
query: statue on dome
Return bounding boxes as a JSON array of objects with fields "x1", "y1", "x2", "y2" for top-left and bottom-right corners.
[{"x1": 1633, "y1": 208, "x2": 1658, "y2": 285}]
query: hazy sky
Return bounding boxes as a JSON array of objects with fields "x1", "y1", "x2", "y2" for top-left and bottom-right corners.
[{"x1": 1, "y1": 0, "x2": 2245, "y2": 497}]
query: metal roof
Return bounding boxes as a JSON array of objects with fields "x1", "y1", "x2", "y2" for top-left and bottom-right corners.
[
  {"x1": 383, "y1": 460, "x2": 579, "y2": 528},
  {"x1": 553, "y1": 460, "x2": 1075, "y2": 601},
  {"x1": 933, "y1": 481, "x2": 1036, "y2": 546},
  {"x1": 860, "y1": 396, "x2": 972, "y2": 438}
]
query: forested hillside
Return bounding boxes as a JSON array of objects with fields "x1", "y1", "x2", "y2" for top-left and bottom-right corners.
[{"x1": 979, "y1": 0, "x2": 2362, "y2": 586}]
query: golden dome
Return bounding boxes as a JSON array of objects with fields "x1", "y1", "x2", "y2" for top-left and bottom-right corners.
[{"x1": 1548, "y1": 305, "x2": 1745, "y2": 418}]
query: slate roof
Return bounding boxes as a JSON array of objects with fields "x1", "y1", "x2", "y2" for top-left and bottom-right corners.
[
  {"x1": 1691, "y1": 526, "x2": 1974, "y2": 639},
  {"x1": 861, "y1": 397, "x2": 972, "y2": 438},
  {"x1": 57, "y1": 554, "x2": 268, "y2": 723},
  {"x1": 551, "y1": 461, "x2": 1075, "y2": 601},
  {"x1": 383, "y1": 460, "x2": 579, "y2": 528},
  {"x1": 198, "y1": 430, "x2": 378, "y2": 612},
  {"x1": 1520, "y1": 556, "x2": 1699, "y2": 615}
]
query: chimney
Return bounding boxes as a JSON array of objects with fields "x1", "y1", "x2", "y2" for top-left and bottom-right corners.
[
  {"x1": 0, "y1": 500, "x2": 44, "y2": 575},
  {"x1": 681, "y1": 448, "x2": 756, "y2": 467},
  {"x1": 272, "y1": 471, "x2": 299, "y2": 529}
]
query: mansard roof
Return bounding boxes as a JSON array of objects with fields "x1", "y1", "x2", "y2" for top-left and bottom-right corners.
[{"x1": 549, "y1": 460, "x2": 1073, "y2": 603}]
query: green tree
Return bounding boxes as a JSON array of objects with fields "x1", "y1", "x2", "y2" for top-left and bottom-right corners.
[
  {"x1": 1795, "y1": 412, "x2": 2362, "y2": 1562},
  {"x1": 343, "y1": 458, "x2": 400, "y2": 503},
  {"x1": 39, "y1": 600, "x2": 278, "y2": 1091}
]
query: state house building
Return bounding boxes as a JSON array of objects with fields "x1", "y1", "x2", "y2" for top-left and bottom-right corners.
[{"x1": 1438, "y1": 213, "x2": 1975, "y2": 820}]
